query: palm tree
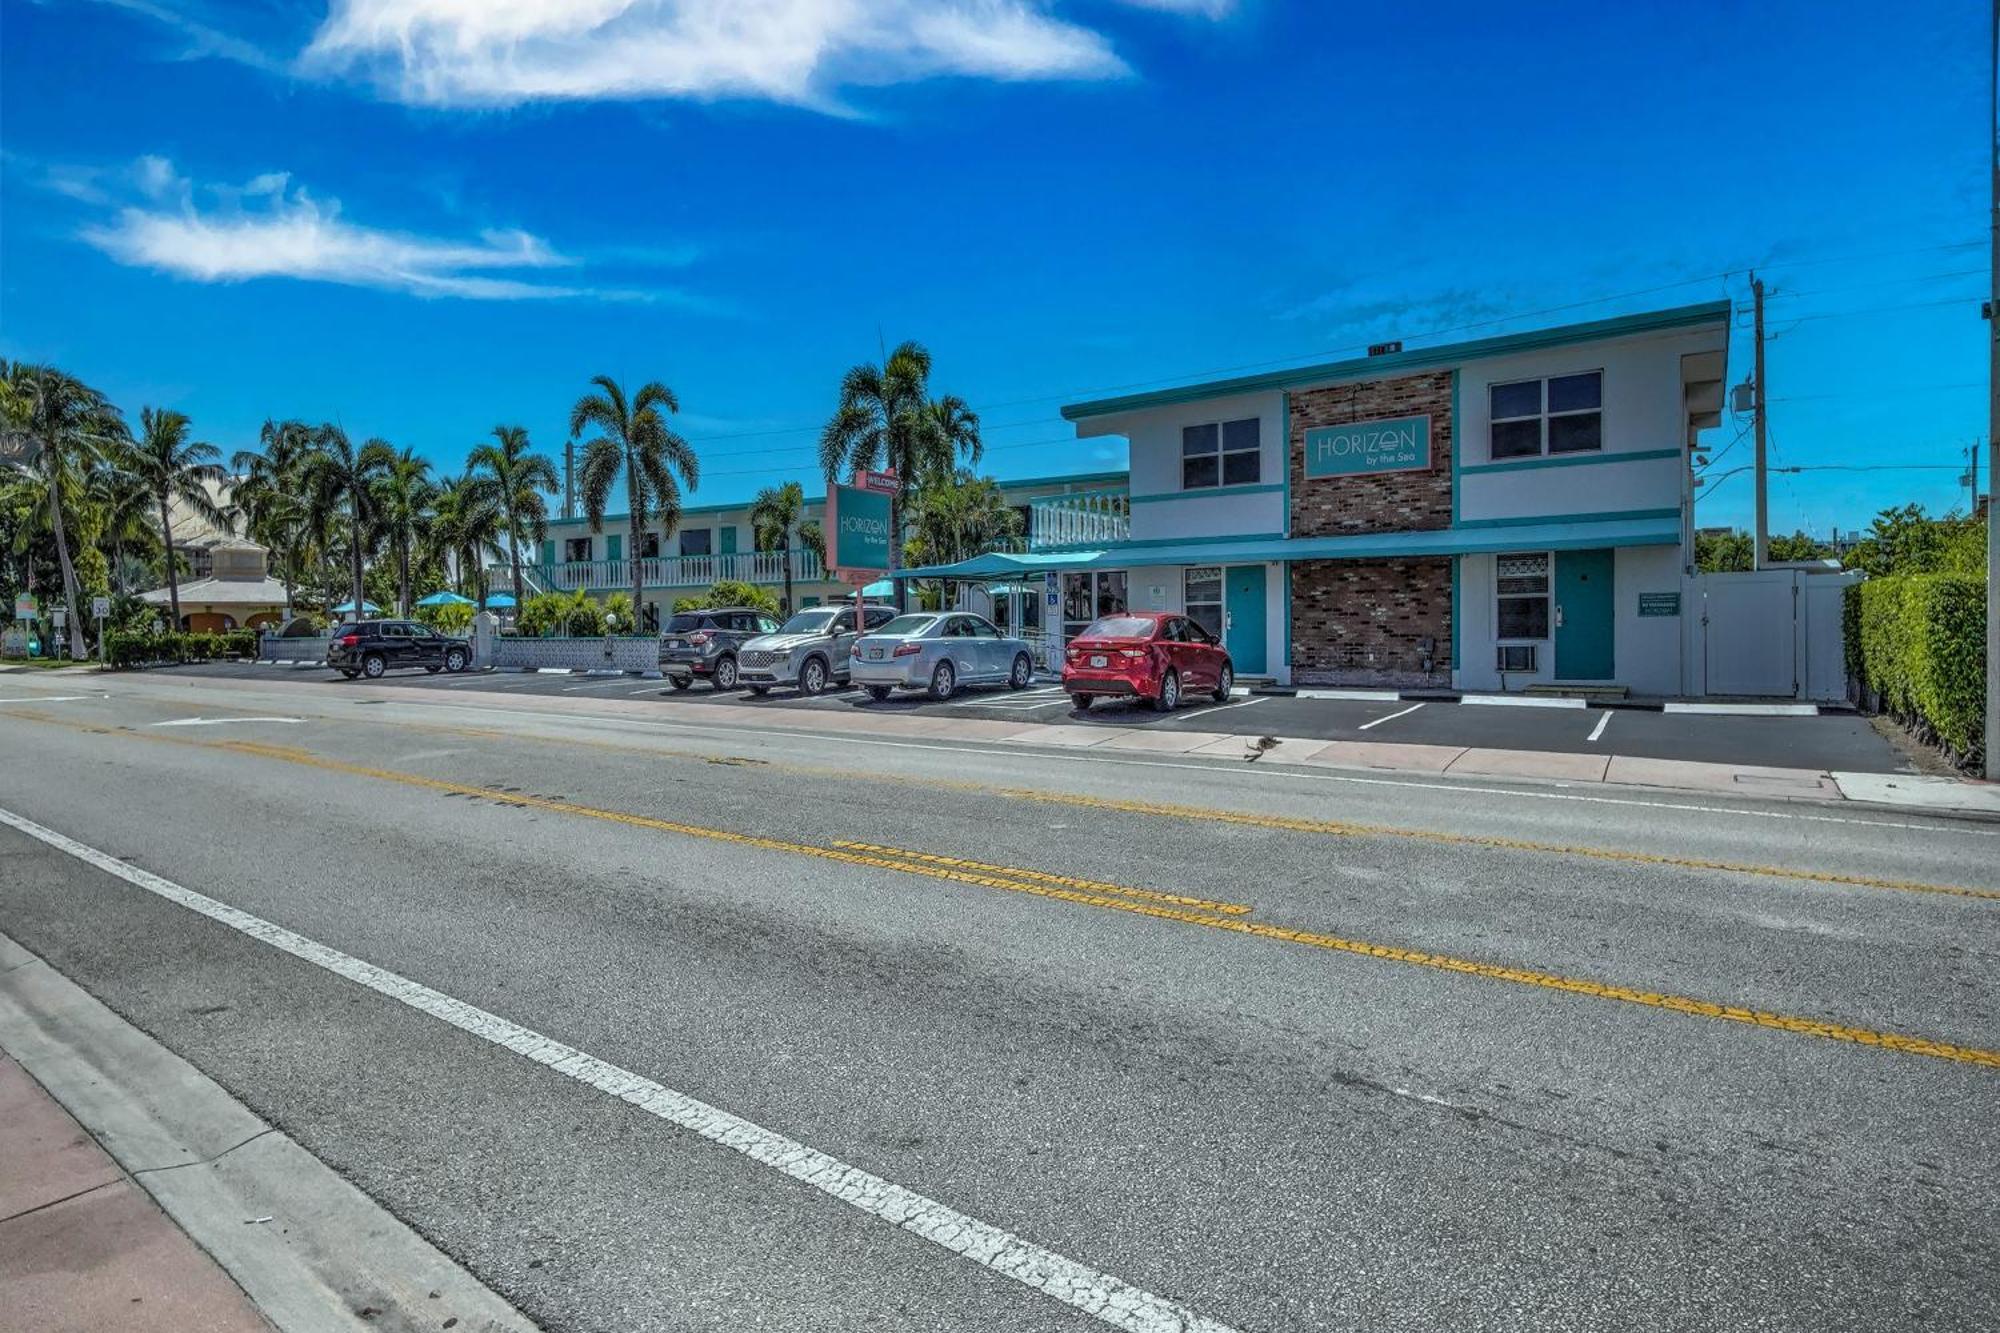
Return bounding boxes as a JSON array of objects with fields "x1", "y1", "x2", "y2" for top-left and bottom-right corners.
[
  {"x1": 905, "y1": 470, "x2": 1022, "y2": 610},
  {"x1": 1, "y1": 362, "x2": 127, "y2": 657},
  {"x1": 468, "y1": 425, "x2": 558, "y2": 612},
  {"x1": 427, "y1": 472, "x2": 505, "y2": 609},
  {"x1": 88, "y1": 462, "x2": 159, "y2": 594},
  {"x1": 817, "y1": 342, "x2": 982, "y2": 603},
  {"x1": 126, "y1": 407, "x2": 232, "y2": 630},
  {"x1": 569, "y1": 375, "x2": 699, "y2": 622},
  {"x1": 304, "y1": 425, "x2": 387, "y2": 617},
  {"x1": 368, "y1": 445, "x2": 435, "y2": 617},
  {"x1": 234, "y1": 419, "x2": 315, "y2": 613},
  {"x1": 748, "y1": 480, "x2": 812, "y2": 615}
]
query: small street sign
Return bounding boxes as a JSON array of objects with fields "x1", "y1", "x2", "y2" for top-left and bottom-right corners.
[{"x1": 92, "y1": 596, "x2": 111, "y2": 620}]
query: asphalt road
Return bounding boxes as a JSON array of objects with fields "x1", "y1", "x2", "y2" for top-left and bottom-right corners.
[
  {"x1": 156, "y1": 660, "x2": 1906, "y2": 772},
  {"x1": 0, "y1": 671, "x2": 1993, "y2": 1332}
]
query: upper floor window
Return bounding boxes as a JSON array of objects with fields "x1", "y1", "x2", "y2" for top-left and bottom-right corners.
[
  {"x1": 563, "y1": 537, "x2": 592, "y2": 562},
  {"x1": 1490, "y1": 371, "x2": 1602, "y2": 460},
  {"x1": 1182, "y1": 418, "x2": 1261, "y2": 489},
  {"x1": 679, "y1": 528, "x2": 712, "y2": 557},
  {"x1": 638, "y1": 533, "x2": 661, "y2": 558}
]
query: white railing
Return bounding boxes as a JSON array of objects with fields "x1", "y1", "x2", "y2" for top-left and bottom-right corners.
[
  {"x1": 498, "y1": 547, "x2": 826, "y2": 593},
  {"x1": 1030, "y1": 490, "x2": 1129, "y2": 549}
]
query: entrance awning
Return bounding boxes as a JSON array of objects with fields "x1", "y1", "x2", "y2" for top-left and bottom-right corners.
[{"x1": 894, "y1": 515, "x2": 1680, "y2": 578}]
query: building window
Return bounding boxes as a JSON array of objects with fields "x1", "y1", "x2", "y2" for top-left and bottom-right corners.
[
  {"x1": 1496, "y1": 552, "x2": 1551, "y2": 640},
  {"x1": 1181, "y1": 418, "x2": 1261, "y2": 489},
  {"x1": 1062, "y1": 571, "x2": 1127, "y2": 640},
  {"x1": 638, "y1": 533, "x2": 661, "y2": 558},
  {"x1": 1489, "y1": 371, "x2": 1602, "y2": 460},
  {"x1": 679, "y1": 528, "x2": 711, "y2": 557},
  {"x1": 1184, "y1": 566, "x2": 1223, "y2": 641},
  {"x1": 563, "y1": 537, "x2": 592, "y2": 562}
]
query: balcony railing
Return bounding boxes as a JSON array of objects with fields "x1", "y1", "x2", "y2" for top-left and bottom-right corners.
[
  {"x1": 1029, "y1": 489, "x2": 1129, "y2": 549},
  {"x1": 497, "y1": 547, "x2": 826, "y2": 593}
]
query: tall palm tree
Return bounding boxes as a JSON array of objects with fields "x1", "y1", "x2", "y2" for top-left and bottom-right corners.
[
  {"x1": 818, "y1": 342, "x2": 982, "y2": 604},
  {"x1": 88, "y1": 461, "x2": 159, "y2": 594},
  {"x1": 906, "y1": 470, "x2": 1021, "y2": 610},
  {"x1": 570, "y1": 375, "x2": 699, "y2": 622},
  {"x1": 468, "y1": 425, "x2": 558, "y2": 612},
  {"x1": 126, "y1": 407, "x2": 231, "y2": 630},
  {"x1": 234, "y1": 419, "x2": 315, "y2": 612},
  {"x1": 748, "y1": 480, "x2": 811, "y2": 615},
  {"x1": 1, "y1": 362, "x2": 127, "y2": 657},
  {"x1": 368, "y1": 445, "x2": 435, "y2": 617},
  {"x1": 304, "y1": 425, "x2": 387, "y2": 617},
  {"x1": 427, "y1": 472, "x2": 505, "y2": 610}
]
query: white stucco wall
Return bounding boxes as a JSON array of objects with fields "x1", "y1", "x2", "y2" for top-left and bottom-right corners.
[
  {"x1": 1455, "y1": 546, "x2": 1682, "y2": 694},
  {"x1": 1079, "y1": 390, "x2": 1287, "y2": 542}
]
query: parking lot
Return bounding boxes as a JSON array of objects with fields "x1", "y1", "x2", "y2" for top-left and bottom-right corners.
[{"x1": 154, "y1": 660, "x2": 1909, "y2": 773}]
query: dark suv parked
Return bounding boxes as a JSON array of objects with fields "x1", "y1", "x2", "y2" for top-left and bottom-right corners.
[
  {"x1": 328, "y1": 620, "x2": 470, "y2": 679},
  {"x1": 661, "y1": 606, "x2": 782, "y2": 691}
]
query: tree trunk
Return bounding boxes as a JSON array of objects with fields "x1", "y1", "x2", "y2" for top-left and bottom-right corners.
[
  {"x1": 627, "y1": 462, "x2": 644, "y2": 634},
  {"x1": 46, "y1": 466, "x2": 87, "y2": 659},
  {"x1": 782, "y1": 537, "x2": 794, "y2": 618},
  {"x1": 159, "y1": 495, "x2": 182, "y2": 630},
  {"x1": 397, "y1": 537, "x2": 410, "y2": 618},
  {"x1": 347, "y1": 493, "x2": 365, "y2": 618},
  {"x1": 510, "y1": 506, "x2": 526, "y2": 613}
]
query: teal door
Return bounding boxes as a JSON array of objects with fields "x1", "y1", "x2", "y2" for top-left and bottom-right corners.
[
  {"x1": 1554, "y1": 548, "x2": 1615, "y2": 680},
  {"x1": 1224, "y1": 565, "x2": 1267, "y2": 674},
  {"x1": 720, "y1": 526, "x2": 737, "y2": 555}
]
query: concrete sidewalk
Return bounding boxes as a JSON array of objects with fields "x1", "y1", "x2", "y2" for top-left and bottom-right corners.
[{"x1": 0, "y1": 1050, "x2": 271, "y2": 1332}]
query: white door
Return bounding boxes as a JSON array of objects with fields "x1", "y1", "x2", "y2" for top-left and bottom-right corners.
[{"x1": 1699, "y1": 571, "x2": 1797, "y2": 697}]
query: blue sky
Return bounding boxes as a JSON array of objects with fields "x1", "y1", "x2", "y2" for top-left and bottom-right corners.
[{"x1": 1, "y1": 0, "x2": 1987, "y2": 535}]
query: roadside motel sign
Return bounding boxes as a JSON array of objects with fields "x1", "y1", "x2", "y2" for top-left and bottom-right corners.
[
  {"x1": 826, "y1": 480, "x2": 895, "y2": 581},
  {"x1": 1304, "y1": 414, "x2": 1431, "y2": 479},
  {"x1": 14, "y1": 593, "x2": 36, "y2": 621}
]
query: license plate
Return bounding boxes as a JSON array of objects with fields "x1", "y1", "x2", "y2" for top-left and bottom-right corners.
[
  {"x1": 665, "y1": 639, "x2": 682, "y2": 648},
  {"x1": 868, "y1": 648, "x2": 882, "y2": 659},
  {"x1": 1090, "y1": 654, "x2": 1107, "y2": 668}
]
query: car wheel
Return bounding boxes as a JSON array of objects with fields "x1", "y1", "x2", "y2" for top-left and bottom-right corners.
[
  {"x1": 1008, "y1": 653, "x2": 1032, "y2": 689},
  {"x1": 1150, "y1": 669, "x2": 1180, "y2": 711},
  {"x1": 340, "y1": 669, "x2": 360, "y2": 680},
  {"x1": 928, "y1": 660, "x2": 956, "y2": 701},
  {"x1": 1071, "y1": 693, "x2": 1092, "y2": 711},
  {"x1": 800, "y1": 656, "x2": 828, "y2": 696},
  {"x1": 749, "y1": 685, "x2": 770, "y2": 696},
  {"x1": 1212, "y1": 664, "x2": 1233, "y2": 703},
  {"x1": 362, "y1": 653, "x2": 386, "y2": 679},
  {"x1": 668, "y1": 674, "x2": 693, "y2": 691},
  {"x1": 712, "y1": 655, "x2": 738, "y2": 691},
  {"x1": 866, "y1": 685, "x2": 891, "y2": 702},
  {"x1": 445, "y1": 647, "x2": 467, "y2": 673}
]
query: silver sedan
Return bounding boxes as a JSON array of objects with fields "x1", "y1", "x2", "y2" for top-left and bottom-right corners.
[{"x1": 849, "y1": 612, "x2": 1037, "y2": 701}]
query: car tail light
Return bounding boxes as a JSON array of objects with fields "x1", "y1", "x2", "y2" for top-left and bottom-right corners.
[
  {"x1": 1065, "y1": 646, "x2": 1080, "y2": 660},
  {"x1": 850, "y1": 641, "x2": 863, "y2": 657},
  {"x1": 688, "y1": 631, "x2": 711, "y2": 646},
  {"x1": 893, "y1": 642, "x2": 922, "y2": 657},
  {"x1": 1119, "y1": 648, "x2": 1146, "y2": 659},
  {"x1": 339, "y1": 633, "x2": 360, "y2": 647}
]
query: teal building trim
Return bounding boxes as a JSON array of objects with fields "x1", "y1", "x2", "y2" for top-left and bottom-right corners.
[
  {"x1": 1129, "y1": 483, "x2": 1285, "y2": 503},
  {"x1": 1450, "y1": 506, "x2": 1680, "y2": 530},
  {"x1": 1457, "y1": 447, "x2": 1682, "y2": 476}
]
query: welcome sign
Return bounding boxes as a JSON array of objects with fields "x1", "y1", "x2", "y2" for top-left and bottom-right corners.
[
  {"x1": 827, "y1": 482, "x2": 894, "y2": 576},
  {"x1": 1304, "y1": 414, "x2": 1431, "y2": 478}
]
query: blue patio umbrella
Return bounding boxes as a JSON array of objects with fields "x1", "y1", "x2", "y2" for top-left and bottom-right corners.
[
  {"x1": 331, "y1": 599, "x2": 381, "y2": 614},
  {"x1": 861, "y1": 579, "x2": 894, "y2": 598},
  {"x1": 414, "y1": 590, "x2": 476, "y2": 608},
  {"x1": 483, "y1": 593, "x2": 518, "y2": 609}
]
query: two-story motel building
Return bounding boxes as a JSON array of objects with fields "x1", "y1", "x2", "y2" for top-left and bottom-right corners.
[{"x1": 899, "y1": 302, "x2": 1728, "y2": 693}]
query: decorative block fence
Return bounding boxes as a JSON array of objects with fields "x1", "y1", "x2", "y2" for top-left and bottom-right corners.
[
  {"x1": 486, "y1": 635, "x2": 662, "y2": 676},
  {"x1": 258, "y1": 634, "x2": 332, "y2": 663}
]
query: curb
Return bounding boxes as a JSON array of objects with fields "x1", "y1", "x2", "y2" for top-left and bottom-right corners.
[
  {"x1": 1254, "y1": 685, "x2": 1829, "y2": 716},
  {"x1": 0, "y1": 931, "x2": 536, "y2": 1333}
]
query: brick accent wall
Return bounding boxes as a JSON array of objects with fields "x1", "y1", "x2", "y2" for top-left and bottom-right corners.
[
  {"x1": 1290, "y1": 557, "x2": 1452, "y2": 687},
  {"x1": 1288, "y1": 370, "x2": 1454, "y2": 536}
]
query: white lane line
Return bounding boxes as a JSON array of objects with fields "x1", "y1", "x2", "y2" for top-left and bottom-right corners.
[
  {"x1": 1460, "y1": 694, "x2": 1588, "y2": 709},
  {"x1": 1587, "y1": 711, "x2": 1612, "y2": 743},
  {"x1": 0, "y1": 695, "x2": 95, "y2": 704},
  {"x1": 1357, "y1": 702, "x2": 1424, "y2": 732},
  {"x1": 1189, "y1": 695, "x2": 1268, "y2": 718},
  {"x1": 151, "y1": 716, "x2": 304, "y2": 728},
  {"x1": 562, "y1": 678, "x2": 637, "y2": 692},
  {"x1": 0, "y1": 806, "x2": 1242, "y2": 1333}
]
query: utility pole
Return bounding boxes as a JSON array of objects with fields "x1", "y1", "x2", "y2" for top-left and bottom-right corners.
[
  {"x1": 1751, "y1": 273, "x2": 1770, "y2": 571},
  {"x1": 1986, "y1": 0, "x2": 1998, "y2": 780}
]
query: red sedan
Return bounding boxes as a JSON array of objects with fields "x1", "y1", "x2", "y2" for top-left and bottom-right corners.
[{"x1": 1061, "y1": 612, "x2": 1234, "y2": 712}]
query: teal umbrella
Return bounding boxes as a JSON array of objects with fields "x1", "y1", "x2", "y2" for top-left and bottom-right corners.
[
  {"x1": 484, "y1": 593, "x2": 518, "y2": 609},
  {"x1": 415, "y1": 591, "x2": 476, "y2": 608},
  {"x1": 861, "y1": 579, "x2": 894, "y2": 598},
  {"x1": 332, "y1": 599, "x2": 381, "y2": 614}
]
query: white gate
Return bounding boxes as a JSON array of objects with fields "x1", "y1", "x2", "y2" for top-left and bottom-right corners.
[{"x1": 1688, "y1": 570, "x2": 1859, "y2": 701}]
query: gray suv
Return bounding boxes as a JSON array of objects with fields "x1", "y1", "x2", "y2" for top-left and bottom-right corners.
[
  {"x1": 662, "y1": 607, "x2": 782, "y2": 691},
  {"x1": 737, "y1": 603, "x2": 897, "y2": 696}
]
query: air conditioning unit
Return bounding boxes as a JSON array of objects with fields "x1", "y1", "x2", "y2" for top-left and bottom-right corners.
[{"x1": 1496, "y1": 644, "x2": 1537, "y2": 673}]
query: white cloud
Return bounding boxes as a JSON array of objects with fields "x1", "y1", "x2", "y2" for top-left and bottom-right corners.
[
  {"x1": 75, "y1": 158, "x2": 619, "y2": 301},
  {"x1": 299, "y1": 0, "x2": 1133, "y2": 108},
  {"x1": 1115, "y1": 0, "x2": 1236, "y2": 14}
]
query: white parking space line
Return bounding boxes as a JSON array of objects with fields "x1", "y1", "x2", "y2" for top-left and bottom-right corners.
[
  {"x1": 562, "y1": 678, "x2": 639, "y2": 692},
  {"x1": 1189, "y1": 695, "x2": 1268, "y2": 719},
  {"x1": 1294, "y1": 688, "x2": 1401, "y2": 702},
  {"x1": 0, "y1": 806, "x2": 1243, "y2": 1333},
  {"x1": 1357, "y1": 702, "x2": 1425, "y2": 731},
  {"x1": 1588, "y1": 711, "x2": 1612, "y2": 743}
]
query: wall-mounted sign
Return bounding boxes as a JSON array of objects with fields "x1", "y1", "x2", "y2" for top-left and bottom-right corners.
[
  {"x1": 825, "y1": 482, "x2": 894, "y2": 578},
  {"x1": 1045, "y1": 572, "x2": 1060, "y2": 608},
  {"x1": 1303, "y1": 414, "x2": 1431, "y2": 478},
  {"x1": 1637, "y1": 592, "x2": 1680, "y2": 617}
]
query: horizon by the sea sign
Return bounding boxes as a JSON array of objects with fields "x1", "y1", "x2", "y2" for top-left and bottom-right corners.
[
  {"x1": 1303, "y1": 414, "x2": 1431, "y2": 479},
  {"x1": 828, "y1": 482, "x2": 894, "y2": 578}
]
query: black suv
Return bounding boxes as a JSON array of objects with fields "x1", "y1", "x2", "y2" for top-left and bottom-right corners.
[
  {"x1": 329, "y1": 620, "x2": 471, "y2": 679},
  {"x1": 661, "y1": 606, "x2": 782, "y2": 691}
]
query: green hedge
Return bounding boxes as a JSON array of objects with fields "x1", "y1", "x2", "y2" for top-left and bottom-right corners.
[
  {"x1": 105, "y1": 629, "x2": 259, "y2": 668},
  {"x1": 1847, "y1": 575, "x2": 1987, "y2": 764}
]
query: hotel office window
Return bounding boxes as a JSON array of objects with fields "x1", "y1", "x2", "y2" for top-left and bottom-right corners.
[
  {"x1": 1489, "y1": 371, "x2": 1602, "y2": 460},
  {"x1": 1182, "y1": 418, "x2": 1261, "y2": 489},
  {"x1": 1496, "y1": 552, "x2": 1552, "y2": 640}
]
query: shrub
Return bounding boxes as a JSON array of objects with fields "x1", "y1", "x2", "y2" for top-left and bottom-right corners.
[
  {"x1": 414, "y1": 602, "x2": 474, "y2": 634},
  {"x1": 1849, "y1": 574, "x2": 1986, "y2": 766},
  {"x1": 672, "y1": 580, "x2": 780, "y2": 617},
  {"x1": 517, "y1": 589, "x2": 607, "y2": 638}
]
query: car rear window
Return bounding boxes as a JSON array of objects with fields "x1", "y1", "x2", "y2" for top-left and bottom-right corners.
[
  {"x1": 1079, "y1": 616, "x2": 1157, "y2": 639},
  {"x1": 666, "y1": 613, "x2": 710, "y2": 632},
  {"x1": 877, "y1": 615, "x2": 936, "y2": 636}
]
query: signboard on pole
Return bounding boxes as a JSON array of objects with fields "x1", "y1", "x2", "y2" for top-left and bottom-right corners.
[
  {"x1": 91, "y1": 596, "x2": 111, "y2": 620},
  {"x1": 825, "y1": 482, "x2": 894, "y2": 579},
  {"x1": 13, "y1": 593, "x2": 35, "y2": 621}
]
